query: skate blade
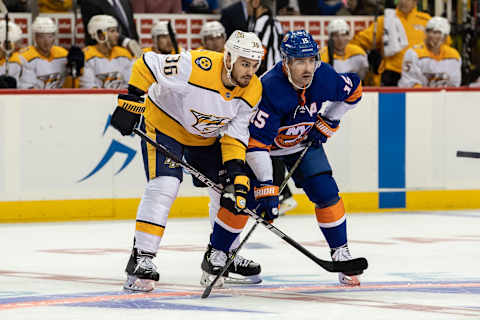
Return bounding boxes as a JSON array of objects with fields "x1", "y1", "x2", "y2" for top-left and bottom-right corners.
[
  {"x1": 339, "y1": 273, "x2": 360, "y2": 286},
  {"x1": 123, "y1": 275, "x2": 156, "y2": 292},
  {"x1": 224, "y1": 274, "x2": 262, "y2": 285},
  {"x1": 200, "y1": 271, "x2": 225, "y2": 288}
]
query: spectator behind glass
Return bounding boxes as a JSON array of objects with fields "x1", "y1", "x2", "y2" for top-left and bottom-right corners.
[
  {"x1": 277, "y1": 0, "x2": 300, "y2": 15},
  {"x1": 131, "y1": 0, "x2": 182, "y2": 13},
  {"x1": 80, "y1": 0, "x2": 142, "y2": 58},
  {"x1": 337, "y1": 0, "x2": 383, "y2": 15},
  {"x1": 38, "y1": 0, "x2": 72, "y2": 13},
  {"x1": 1, "y1": 0, "x2": 29, "y2": 12},
  {"x1": 297, "y1": 0, "x2": 344, "y2": 15},
  {"x1": 220, "y1": 0, "x2": 247, "y2": 37},
  {"x1": 182, "y1": 0, "x2": 219, "y2": 13}
]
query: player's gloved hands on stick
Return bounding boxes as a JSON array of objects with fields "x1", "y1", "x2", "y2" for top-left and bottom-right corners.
[
  {"x1": 111, "y1": 94, "x2": 145, "y2": 136},
  {"x1": 254, "y1": 181, "x2": 279, "y2": 221},
  {"x1": 307, "y1": 114, "x2": 340, "y2": 147},
  {"x1": 221, "y1": 160, "x2": 250, "y2": 214}
]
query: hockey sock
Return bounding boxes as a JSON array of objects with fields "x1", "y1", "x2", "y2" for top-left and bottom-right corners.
[
  {"x1": 315, "y1": 199, "x2": 347, "y2": 248},
  {"x1": 210, "y1": 207, "x2": 248, "y2": 252}
]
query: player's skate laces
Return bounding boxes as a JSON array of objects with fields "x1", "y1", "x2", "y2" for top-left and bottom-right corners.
[
  {"x1": 124, "y1": 249, "x2": 159, "y2": 292},
  {"x1": 200, "y1": 246, "x2": 228, "y2": 288},
  {"x1": 225, "y1": 253, "x2": 262, "y2": 284},
  {"x1": 331, "y1": 244, "x2": 362, "y2": 286}
]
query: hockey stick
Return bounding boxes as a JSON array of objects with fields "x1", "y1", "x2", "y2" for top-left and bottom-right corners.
[
  {"x1": 167, "y1": 20, "x2": 179, "y2": 54},
  {"x1": 457, "y1": 150, "x2": 480, "y2": 158},
  {"x1": 133, "y1": 128, "x2": 368, "y2": 273},
  {"x1": 202, "y1": 142, "x2": 312, "y2": 298}
]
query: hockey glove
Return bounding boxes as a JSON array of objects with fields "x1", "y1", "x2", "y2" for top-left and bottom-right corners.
[
  {"x1": 221, "y1": 160, "x2": 250, "y2": 214},
  {"x1": 67, "y1": 45, "x2": 84, "y2": 77},
  {"x1": 111, "y1": 94, "x2": 145, "y2": 136},
  {"x1": 254, "y1": 181, "x2": 279, "y2": 221},
  {"x1": 307, "y1": 114, "x2": 340, "y2": 147}
]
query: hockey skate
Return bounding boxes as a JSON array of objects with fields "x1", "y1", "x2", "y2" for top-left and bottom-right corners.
[
  {"x1": 278, "y1": 196, "x2": 298, "y2": 216},
  {"x1": 200, "y1": 245, "x2": 228, "y2": 288},
  {"x1": 331, "y1": 244, "x2": 362, "y2": 286},
  {"x1": 123, "y1": 248, "x2": 160, "y2": 292},
  {"x1": 225, "y1": 252, "x2": 262, "y2": 284}
]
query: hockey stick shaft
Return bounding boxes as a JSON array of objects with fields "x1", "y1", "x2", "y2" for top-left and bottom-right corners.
[
  {"x1": 202, "y1": 143, "x2": 311, "y2": 298},
  {"x1": 133, "y1": 129, "x2": 367, "y2": 274},
  {"x1": 457, "y1": 150, "x2": 480, "y2": 158}
]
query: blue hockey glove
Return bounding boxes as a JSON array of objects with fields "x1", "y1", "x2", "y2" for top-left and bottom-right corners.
[
  {"x1": 221, "y1": 160, "x2": 250, "y2": 214},
  {"x1": 307, "y1": 114, "x2": 340, "y2": 147},
  {"x1": 254, "y1": 181, "x2": 279, "y2": 221}
]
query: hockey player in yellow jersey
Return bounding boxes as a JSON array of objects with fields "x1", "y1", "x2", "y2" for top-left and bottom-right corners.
[
  {"x1": 350, "y1": 0, "x2": 431, "y2": 86},
  {"x1": 399, "y1": 17, "x2": 461, "y2": 88},
  {"x1": 0, "y1": 20, "x2": 23, "y2": 88},
  {"x1": 142, "y1": 20, "x2": 183, "y2": 54},
  {"x1": 198, "y1": 21, "x2": 226, "y2": 52},
  {"x1": 18, "y1": 17, "x2": 70, "y2": 89},
  {"x1": 80, "y1": 15, "x2": 133, "y2": 89},
  {"x1": 321, "y1": 19, "x2": 368, "y2": 80},
  {"x1": 110, "y1": 30, "x2": 264, "y2": 292}
]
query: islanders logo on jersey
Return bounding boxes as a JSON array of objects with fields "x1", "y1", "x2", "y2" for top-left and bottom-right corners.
[
  {"x1": 274, "y1": 122, "x2": 314, "y2": 148},
  {"x1": 195, "y1": 56, "x2": 212, "y2": 71},
  {"x1": 191, "y1": 109, "x2": 231, "y2": 134}
]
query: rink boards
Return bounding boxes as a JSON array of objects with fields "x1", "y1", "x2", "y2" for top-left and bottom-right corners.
[{"x1": 1, "y1": 88, "x2": 480, "y2": 222}]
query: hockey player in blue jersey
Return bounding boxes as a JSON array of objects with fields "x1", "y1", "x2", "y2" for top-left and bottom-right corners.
[{"x1": 203, "y1": 30, "x2": 364, "y2": 286}]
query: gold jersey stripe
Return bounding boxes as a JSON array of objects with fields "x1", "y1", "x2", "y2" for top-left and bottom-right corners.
[
  {"x1": 136, "y1": 220, "x2": 165, "y2": 237},
  {"x1": 220, "y1": 134, "x2": 246, "y2": 163}
]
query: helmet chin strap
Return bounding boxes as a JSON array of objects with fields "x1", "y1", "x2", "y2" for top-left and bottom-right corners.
[{"x1": 224, "y1": 53, "x2": 238, "y2": 87}]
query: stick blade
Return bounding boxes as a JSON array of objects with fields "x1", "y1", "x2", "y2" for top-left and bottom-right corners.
[
  {"x1": 201, "y1": 286, "x2": 213, "y2": 299},
  {"x1": 331, "y1": 257, "x2": 368, "y2": 274},
  {"x1": 457, "y1": 151, "x2": 480, "y2": 158}
]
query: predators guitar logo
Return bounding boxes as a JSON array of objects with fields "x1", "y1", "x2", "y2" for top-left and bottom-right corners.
[
  {"x1": 97, "y1": 72, "x2": 127, "y2": 89},
  {"x1": 38, "y1": 73, "x2": 65, "y2": 89},
  {"x1": 191, "y1": 109, "x2": 231, "y2": 134}
]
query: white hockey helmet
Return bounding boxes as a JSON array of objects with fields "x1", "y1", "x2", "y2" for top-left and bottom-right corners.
[
  {"x1": 426, "y1": 17, "x2": 450, "y2": 36},
  {"x1": 151, "y1": 20, "x2": 171, "y2": 37},
  {"x1": 224, "y1": 30, "x2": 264, "y2": 66},
  {"x1": 327, "y1": 19, "x2": 349, "y2": 36},
  {"x1": 200, "y1": 21, "x2": 226, "y2": 39},
  {"x1": 0, "y1": 20, "x2": 22, "y2": 44},
  {"x1": 32, "y1": 16, "x2": 57, "y2": 34},
  {"x1": 88, "y1": 15, "x2": 118, "y2": 43}
]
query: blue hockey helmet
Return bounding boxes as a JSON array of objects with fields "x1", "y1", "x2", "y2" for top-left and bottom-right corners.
[{"x1": 280, "y1": 30, "x2": 319, "y2": 59}]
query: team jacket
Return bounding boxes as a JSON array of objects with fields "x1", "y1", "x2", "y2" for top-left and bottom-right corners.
[
  {"x1": 18, "y1": 45, "x2": 68, "y2": 89},
  {"x1": 80, "y1": 45, "x2": 133, "y2": 89},
  {"x1": 398, "y1": 42, "x2": 461, "y2": 87},
  {"x1": 0, "y1": 51, "x2": 22, "y2": 84},
  {"x1": 320, "y1": 43, "x2": 368, "y2": 75},
  {"x1": 350, "y1": 8, "x2": 431, "y2": 74},
  {"x1": 128, "y1": 49, "x2": 262, "y2": 163}
]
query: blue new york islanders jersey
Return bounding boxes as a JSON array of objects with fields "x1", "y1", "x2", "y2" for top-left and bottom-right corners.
[{"x1": 248, "y1": 62, "x2": 362, "y2": 156}]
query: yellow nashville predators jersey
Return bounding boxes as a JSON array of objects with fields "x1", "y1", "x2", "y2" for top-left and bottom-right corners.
[
  {"x1": 80, "y1": 45, "x2": 133, "y2": 89},
  {"x1": 399, "y1": 42, "x2": 461, "y2": 87},
  {"x1": 129, "y1": 49, "x2": 262, "y2": 162},
  {"x1": 320, "y1": 43, "x2": 368, "y2": 75},
  {"x1": 142, "y1": 46, "x2": 183, "y2": 54},
  {"x1": 18, "y1": 45, "x2": 68, "y2": 89},
  {"x1": 0, "y1": 51, "x2": 22, "y2": 84},
  {"x1": 351, "y1": 8, "x2": 431, "y2": 74}
]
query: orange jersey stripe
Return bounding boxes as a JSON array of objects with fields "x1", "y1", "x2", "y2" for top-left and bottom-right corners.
[
  {"x1": 136, "y1": 221, "x2": 165, "y2": 237},
  {"x1": 248, "y1": 137, "x2": 270, "y2": 150},
  {"x1": 217, "y1": 207, "x2": 249, "y2": 230},
  {"x1": 345, "y1": 83, "x2": 362, "y2": 103},
  {"x1": 315, "y1": 199, "x2": 345, "y2": 224}
]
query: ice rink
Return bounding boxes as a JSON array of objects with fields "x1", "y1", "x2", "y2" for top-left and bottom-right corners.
[{"x1": 1, "y1": 210, "x2": 479, "y2": 320}]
